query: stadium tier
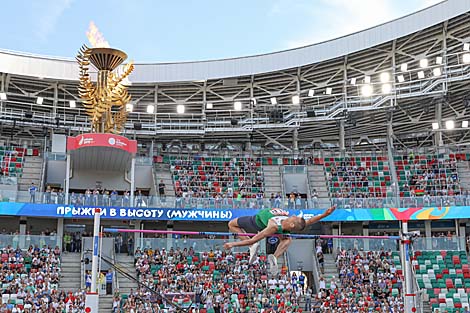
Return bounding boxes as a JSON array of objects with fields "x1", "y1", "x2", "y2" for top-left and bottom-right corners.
[
  {"x1": 324, "y1": 155, "x2": 391, "y2": 198},
  {"x1": 168, "y1": 156, "x2": 264, "y2": 198},
  {"x1": 415, "y1": 250, "x2": 470, "y2": 312}
]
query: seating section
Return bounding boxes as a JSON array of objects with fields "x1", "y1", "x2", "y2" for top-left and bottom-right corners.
[
  {"x1": 0, "y1": 147, "x2": 40, "y2": 179},
  {"x1": 166, "y1": 156, "x2": 264, "y2": 198},
  {"x1": 414, "y1": 250, "x2": 470, "y2": 312},
  {"x1": 0, "y1": 245, "x2": 67, "y2": 311},
  {"x1": 395, "y1": 154, "x2": 461, "y2": 197},
  {"x1": 324, "y1": 156, "x2": 392, "y2": 198},
  {"x1": 321, "y1": 249, "x2": 403, "y2": 311},
  {"x1": 122, "y1": 247, "x2": 301, "y2": 312}
]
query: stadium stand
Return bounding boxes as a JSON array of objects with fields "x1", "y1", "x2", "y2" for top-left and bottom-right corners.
[
  {"x1": 414, "y1": 249, "x2": 470, "y2": 312},
  {"x1": 124, "y1": 246, "x2": 302, "y2": 312},
  {"x1": 0, "y1": 244, "x2": 81, "y2": 311},
  {"x1": 395, "y1": 153, "x2": 461, "y2": 198},
  {"x1": 313, "y1": 248, "x2": 404, "y2": 311},
  {"x1": 324, "y1": 155, "x2": 392, "y2": 199},
  {"x1": 167, "y1": 156, "x2": 264, "y2": 200}
]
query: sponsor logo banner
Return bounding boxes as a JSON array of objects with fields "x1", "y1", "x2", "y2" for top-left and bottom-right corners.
[{"x1": 67, "y1": 133, "x2": 137, "y2": 154}]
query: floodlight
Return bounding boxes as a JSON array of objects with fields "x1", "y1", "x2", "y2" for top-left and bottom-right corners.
[
  {"x1": 433, "y1": 68, "x2": 442, "y2": 77},
  {"x1": 146, "y1": 104, "x2": 155, "y2": 113},
  {"x1": 381, "y1": 83, "x2": 392, "y2": 94},
  {"x1": 464, "y1": 43, "x2": 470, "y2": 51},
  {"x1": 462, "y1": 120, "x2": 469, "y2": 128},
  {"x1": 126, "y1": 103, "x2": 133, "y2": 112},
  {"x1": 69, "y1": 100, "x2": 76, "y2": 108},
  {"x1": 436, "y1": 56, "x2": 443, "y2": 65},
  {"x1": 432, "y1": 122, "x2": 439, "y2": 130},
  {"x1": 36, "y1": 97, "x2": 44, "y2": 105},
  {"x1": 308, "y1": 89, "x2": 315, "y2": 97},
  {"x1": 177, "y1": 104, "x2": 185, "y2": 114},
  {"x1": 292, "y1": 95, "x2": 300, "y2": 105},
  {"x1": 446, "y1": 120, "x2": 455, "y2": 130},
  {"x1": 206, "y1": 102, "x2": 213, "y2": 109},
  {"x1": 380, "y1": 72, "x2": 390, "y2": 83},
  {"x1": 234, "y1": 101, "x2": 242, "y2": 111},
  {"x1": 463, "y1": 53, "x2": 470, "y2": 64},
  {"x1": 270, "y1": 97, "x2": 277, "y2": 105},
  {"x1": 419, "y1": 58, "x2": 428, "y2": 68},
  {"x1": 325, "y1": 87, "x2": 332, "y2": 95},
  {"x1": 364, "y1": 76, "x2": 371, "y2": 84},
  {"x1": 400, "y1": 63, "x2": 408, "y2": 72},
  {"x1": 361, "y1": 84, "x2": 373, "y2": 97},
  {"x1": 417, "y1": 71, "x2": 425, "y2": 79},
  {"x1": 0, "y1": 93, "x2": 7, "y2": 100},
  {"x1": 397, "y1": 75, "x2": 405, "y2": 83},
  {"x1": 350, "y1": 77, "x2": 357, "y2": 85}
]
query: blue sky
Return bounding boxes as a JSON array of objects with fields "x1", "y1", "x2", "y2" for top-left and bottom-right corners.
[{"x1": 3, "y1": 0, "x2": 441, "y2": 62}]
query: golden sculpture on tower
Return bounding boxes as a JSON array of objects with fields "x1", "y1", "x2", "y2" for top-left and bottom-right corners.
[{"x1": 76, "y1": 44, "x2": 134, "y2": 133}]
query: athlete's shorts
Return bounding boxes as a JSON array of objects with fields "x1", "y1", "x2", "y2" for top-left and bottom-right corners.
[{"x1": 237, "y1": 216, "x2": 263, "y2": 234}]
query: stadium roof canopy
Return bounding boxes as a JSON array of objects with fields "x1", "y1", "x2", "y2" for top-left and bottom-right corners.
[{"x1": 1, "y1": 0, "x2": 470, "y2": 152}]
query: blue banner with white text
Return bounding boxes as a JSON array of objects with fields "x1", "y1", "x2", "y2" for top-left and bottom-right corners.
[{"x1": 0, "y1": 202, "x2": 465, "y2": 222}]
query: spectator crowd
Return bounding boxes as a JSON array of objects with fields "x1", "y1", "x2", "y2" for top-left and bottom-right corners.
[
  {"x1": 311, "y1": 248, "x2": 404, "y2": 312},
  {"x1": 113, "y1": 246, "x2": 306, "y2": 312}
]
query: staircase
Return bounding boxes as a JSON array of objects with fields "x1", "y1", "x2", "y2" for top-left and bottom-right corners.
[
  {"x1": 58, "y1": 253, "x2": 82, "y2": 291},
  {"x1": 263, "y1": 165, "x2": 282, "y2": 197},
  {"x1": 307, "y1": 165, "x2": 329, "y2": 206},
  {"x1": 115, "y1": 254, "x2": 139, "y2": 295},
  {"x1": 99, "y1": 295, "x2": 114, "y2": 313},
  {"x1": 154, "y1": 164, "x2": 175, "y2": 197},
  {"x1": 457, "y1": 161, "x2": 470, "y2": 190},
  {"x1": 322, "y1": 253, "x2": 341, "y2": 289},
  {"x1": 17, "y1": 156, "x2": 43, "y2": 202}
]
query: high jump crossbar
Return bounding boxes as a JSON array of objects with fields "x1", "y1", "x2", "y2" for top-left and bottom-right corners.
[{"x1": 103, "y1": 228, "x2": 400, "y2": 240}]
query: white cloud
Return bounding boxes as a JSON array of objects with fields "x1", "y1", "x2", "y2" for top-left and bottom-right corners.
[
  {"x1": 284, "y1": 0, "x2": 443, "y2": 49},
  {"x1": 33, "y1": 0, "x2": 74, "y2": 42}
]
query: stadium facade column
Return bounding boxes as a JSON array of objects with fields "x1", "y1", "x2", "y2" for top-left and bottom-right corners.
[
  {"x1": 292, "y1": 128, "x2": 299, "y2": 156},
  {"x1": 459, "y1": 222, "x2": 466, "y2": 250},
  {"x1": 130, "y1": 156, "x2": 135, "y2": 206},
  {"x1": 134, "y1": 220, "x2": 141, "y2": 253},
  {"x1": 435, "y1": 101, "x2": 444, "y2": 146},
  {"x1": 19, "y1": 218, "x2": 27, "y2": 249},
  {"x1": 57, "y1": 218, "x2": 64, "y2": 250},
  {"x1": 339, "y1": 120, "x2": 345, "y2": 152},
  {"x1": 362, "y1": 222, "x2": 370, "y2": 250},
  {"x1": 424, "y1": 220, "x2": 432, "y2": 249},
  {"x1": 166, "y1": 221, "x2": 173, "y2": 250},
  {"x1": 64, "y1": 151, "x2": 71, "y2": 204}
]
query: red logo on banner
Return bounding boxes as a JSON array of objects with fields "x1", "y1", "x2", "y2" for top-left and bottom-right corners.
[{"x1": 67, "y1": 133, "x2": 137, "y2": 154}]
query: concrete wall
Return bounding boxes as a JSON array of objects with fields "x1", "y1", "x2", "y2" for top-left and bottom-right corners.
[
  {"x1": 283, "y1": 173, "x2": 308, "y2": 194},
  {"x1": 46, "y1": 160, "x2": 66, "y2": 186},
  {"x1": 46, "y1": 162, "x2": 155, "y2": 193},
  {"x1": 287, "y1": 239, "x2": 315, "y2": 271},
  {"x1": 69, "y1": 169, "x2": 129, "y2": 190},
  {"x1": 135, "y1": 165, "x2": 155, "y2": 193}
]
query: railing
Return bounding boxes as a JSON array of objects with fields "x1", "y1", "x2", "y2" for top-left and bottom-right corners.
[
  {"x1": 4, "y1": 188, "x2": 470, "y2": 210},
  {"x1": 283, "y1": 165, "x2": 307, "y2": 174},
  {"x1": 0, "y1": 234, "x2": 62, "y2": 249}
]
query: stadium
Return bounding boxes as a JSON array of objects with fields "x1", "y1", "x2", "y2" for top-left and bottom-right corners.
[{"x1": 1, "y1": 0, "x2": 470, "y2": 312}]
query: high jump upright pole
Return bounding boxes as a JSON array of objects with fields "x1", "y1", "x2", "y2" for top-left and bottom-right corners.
[
  {"x1": 91, "y1": 208, "x2": 101, "y2": 293},
  {"x1": 401, "y1": 220, "x2": 416, "y2": 312}
]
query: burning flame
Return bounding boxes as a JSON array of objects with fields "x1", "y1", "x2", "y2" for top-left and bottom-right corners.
[{"x1": 86, "y1": 21, "x2": 110, "y2": 48}]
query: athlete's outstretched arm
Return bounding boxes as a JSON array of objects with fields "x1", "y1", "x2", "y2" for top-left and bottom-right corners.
[
  {"x1": 305, "y1": 206, "x2": 336, "y2": 226},
  {"x1": 224, "y1": 224, "x2": 277, "y2": 250}
]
